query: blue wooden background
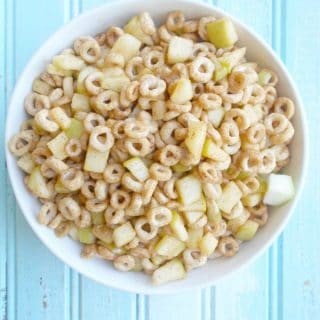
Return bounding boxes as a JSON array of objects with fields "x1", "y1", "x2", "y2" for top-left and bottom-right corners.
[{"x1": 0, "y1": 0, "x2": 319, "y2": 319}]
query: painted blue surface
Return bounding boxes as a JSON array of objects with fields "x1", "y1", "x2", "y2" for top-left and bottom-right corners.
[{"x1": 0, "y1": 0, "x2": 319, "y2": 319}]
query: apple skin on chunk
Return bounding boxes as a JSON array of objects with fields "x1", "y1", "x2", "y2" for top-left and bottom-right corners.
[
  {"x1": 152, "y1": 258, "x2": 186, "y2": 285},
  {"x1": 207, "y1": 18, "x2": 238, "y2": 48},
  {"x1": 167, "y1": 36, "x2": 193, "y2": 64},
  {"x1": 185, "y1": 121, "x2": 207, "y2": 161},
  {"x1": 263, "y1": 174, "x2": 294, "y2": 206},
  {"x1": 176, "y1": 175, "x2": 202, "y2": 205}
]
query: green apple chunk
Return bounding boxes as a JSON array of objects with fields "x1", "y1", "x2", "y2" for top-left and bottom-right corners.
[
  {"x1": 17, "y1": 153, "x2": 35, "y2": 174},
  {"x1": 186, "y1": 228, "x2": 203, "y2": 249},
  {"x1": 176, "y1": 174, "x2": 202, "y2": 205},
  {"x1": 91, "y1": 212, "x2": 105, "y2": 225},
  {"x1": 170, "y1": 78, "x2": 193, "y2": 104},
  {"x1": 207, "y1": 107, "x2": 225, "y2": 128},
  {"x1": 152, "y1": 258, "x2": 186, "y2": 285},
  {"x1": 47, "y1": 132, "x2": 69, "y2": 160},
  {"x1": 84, "y1": 146, "x2": 110, "y2": 173},
  {"x1": 218, "y1": 47, "x2": 246, "y2": 70},
  {"x1": 217, "y1": 181, "x2": 242, "y2": 214},
  {"x1": 199, "y1": 232, "x2": 218, "y2": 256},
  {"x1": 202, "y1": 138, "x2": 229, "y2": 161},
  {"x1": 64, "y1": 119, "x2": 84, "y2": 139},
  {"x1": 77, "y1": 227, "x2": 96, "y2": 244},
  {"x1": 227, "y1": 209, "x2": 250, "y2": 233},
  {"x1": 111, "y1": 34, "x2": 141, "y2": 62},
  {"x1": 185, "y1": 121, "x2": 207, "y2": 161},
  {"x1": 235, "y1": 220, "x2": 259, "y2": 241},
  {"x1": 263, "y1": 173, "x2": 294, "y2": 206},
  {"x1": 27, "y1": 167, "x2": 52, "y2": 199},
  {"x1": 112, "y1": 222, "x2": 136, "y2": 247},
  {"x1": 170, "y1": 211, "x2": 189, "y2": 242},
  {"x1": 71, "y1": 93, "x2": 91, "y2": 113},
  {"x1": 258, "y1": 69, "x2": 273, "y2": 86},
  {"x1": 123, "y1": 157, "x2": 149, "y2": 182},
  {"x1": 102, "y1": 67, "x2": 130, "y2": 92},
  {"x1": 154, "y1": 235, "x2": 185, "y2": 258},
  {"x1": 183, "y1": 211, "x2": 203, "y2": 225},
  {"x1": 167, "y1": 36, "x2": 193, "y2": 64},
  {"x1": 180, "y1": 194, "x2": 207, "y2": 212},
  {"x1": 124, "y1": 15, "x2": 153, "y2": 45},
  {"x1": 207, "y1": 18, "x2": 238, "y2": 48},
  {"x1": 53, "y1": 54, "x2": 85, "y2": 71}
]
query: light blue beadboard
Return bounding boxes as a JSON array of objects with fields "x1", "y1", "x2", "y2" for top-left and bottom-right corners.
[{"x1": 0, "y1": 0, "x2": 319, "y2": 319}]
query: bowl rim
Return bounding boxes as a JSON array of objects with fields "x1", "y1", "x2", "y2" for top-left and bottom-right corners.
[{"x1": 5, "y1": 0, "x2": 309, "y2": 295}]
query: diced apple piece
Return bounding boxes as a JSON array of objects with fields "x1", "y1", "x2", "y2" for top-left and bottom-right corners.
[
  {"x1": 227, "y1": 209, "x2": 250, "y2": 233},
  {"x1": 102, "y1": 67, "x2": 130, "y2": 92},
  {"x1": 55, "y1": 179, "x2": 70, "y2": 194},
  {"x1": 207, "y1": 209, "x2": 222, "y2": 224},
  {"x1": 199, "y1": 233, "x2": 218, "y2": 256},
  {"x1": 112, "y1": 222, "x2": 136, "y2": 247},
  {"x1": 202, "y1": 138, "x2": 229, "y2": 161},
  {"x1": 176, "y1": 175, "x2": 202, "y2": 205},
  {"x1": 207, "y1": 107, "x2": 225, "y2": 128},
  {"x1": 53, "y1": 54, "x2": 85, "y2": 71},
  {"x1": 91, "y1": 212, "x2": 105, "y2": 225},
  {"x1": 151, "y1": 254, "x2": 167, "y2": 266},
  {"x1": 167, "y1": 36, "x2": 193, "y2": 64},
  {"x1": 242, "y1": 193, "x2": 262, "y2": 207},
  {"x1": 47, "y1": 132, "x2": 69, "y2": 160},
  {"x1": 154, "y1": 235, "x2": 185, "y2": 258},
  {"x1": 186, "y1": 228, "x2": 203, "y2": 249},
  {"x1": 170, "y1": 78, "x2": 193, "y2": 105},
  {"x1": 181, "y1": 194, "x2": 207, "y2": 212},
  {"x1": 17, "y1": 153, "x2": 35, "y2": 174},
  {"x1": 217, "y1": 181, "x2": 242, "y2": 214},
  {"x1": 111, "y1": 34, "x2": 141, "y2": 62},
  {"x1": 77, "y1": 227, "x2": 96, "y2": 244},
  {"x1": 213, "y1": 60, "x2": 230, "y2": 81},
  {"x1": 71, "y1": 93, "x2": 91, "y2": 113},
  {"x1": 152, "y1": 258, "x2": 186, "y2": 285},
  {"x1": 64, "y1": 119, "x2": 84, "y2": 139},
  {"x1": 185, "y1": 121, "x2": 207, "y2": 161},
  {"x1": 258, "y1": 69, "x2": 273, "y2": 86},
  {"x1": 235, "y1": 220, "x2": 259, "y2": 241},
  {"x1": 84, "y1": 146, "x2": 109, "y2": 173},
  {"x1": 170, "y1": 211, "x2": 188, "y2": 241},
  {"x1": 207, "y1": 18, "x2": 238, "y2": 48},
  {"x1": 27, "y1": 167, "x2": 51, "y2": 199},
  {"x1": 77, "y1": 66, "x2": 98, "y2": 94},
  {"x1": 172, "y1": 163, "x2": 192, "y2": 173},
  {"x1": 218, "y1": 47, "x2": 246, "y2": 70},
  {"x1": 47, "y1": 63, "x2": 73, "y2": 77},
  {"x1": 123, "y1": 157, "x2": 149, "y2": 182},
  {"x1": 263, "y1": 174, "x2": 294, "y2": 206},
  {"x1": 124, "y1": 15, "x2": 153, "y2": 45},
  {"x1": 183, "y1": 211, "x2": 203, "y2": 225},
  {"x1": 32, "y1": 79, "x2": 52, "y2": 95}
]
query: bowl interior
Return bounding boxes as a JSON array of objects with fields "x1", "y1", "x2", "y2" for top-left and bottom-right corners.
[{"x1": 5, "y1": 0, "x2": 307, "y2": 294}]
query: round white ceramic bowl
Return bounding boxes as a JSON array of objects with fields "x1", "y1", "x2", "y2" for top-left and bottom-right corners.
[{"x1": 5, "y1": 0, "x2": 308, "y2": 294}]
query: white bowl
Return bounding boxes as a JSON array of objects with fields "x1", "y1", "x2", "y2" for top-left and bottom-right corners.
[{"x1": 5, "y1": 0, "x2": 308, "y2": 294}]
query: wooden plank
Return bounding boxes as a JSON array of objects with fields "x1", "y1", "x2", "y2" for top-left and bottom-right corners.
[
  {"x1": 12, "y1": 1, "x2": 68, "y2": 320},
  {"x1": 213, "y1": 1, "x2": 272, "y2": 319},
  {"x1": 76, "y1": 1, "x2": 137, "y2": 319},
  {"x1": 280, "y1": 0, "x2": 320, "y2": 319}
]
